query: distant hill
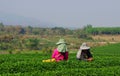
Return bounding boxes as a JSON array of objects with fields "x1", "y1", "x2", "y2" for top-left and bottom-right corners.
[{"x1": 0, "y1": 12, "x2": 55, "y2": 28}]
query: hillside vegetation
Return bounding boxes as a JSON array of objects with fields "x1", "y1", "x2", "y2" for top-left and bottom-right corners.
[{"x1": 0, "y1": 23, "x2": 120, "y2": 52}]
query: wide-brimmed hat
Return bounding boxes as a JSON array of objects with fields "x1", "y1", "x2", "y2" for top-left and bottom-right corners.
[
  {"x1": 56, "y1": 39, "x2": 67, "y2": 45},
  {"x1": 80, "y1": 42, "x2": 90, "y2": 50}
]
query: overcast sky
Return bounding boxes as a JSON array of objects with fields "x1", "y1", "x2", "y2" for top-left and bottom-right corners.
[{"x1": 0, "y1": 0, "x2": 120, "y2": 28}]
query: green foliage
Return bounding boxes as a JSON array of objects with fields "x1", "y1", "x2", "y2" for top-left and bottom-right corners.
[
  {"x1": 1, "y1": 23, "x2": 120, "y2": 36},
  {"x1": 79, "y1": 32, "x2": 92, "y2": 40},
  {"x1": 0, "y1": 43, "x2": 120, "y2": 75},
  {"x1": 19, "y1": 28, "x2": 26, "y2": 34},
  {"x1": 8, "y1": 49, "x2": 13, "y2": 54},
  {"x1": 0, "y1": 42, "x2": 13, "y2": 50},
  {"x1": 75, "y1": 29, "x2": 93, "y2": 40},
  {"x1": 84, "y1": 24, "x2": 93, "y2": 30},
  {"x1": 41, "y1": 47, "x2": 52, "y2": 54},
  {"x1": 0, "y1": 22, "x2": 4, "y2": 28},
  {"x1": 85, "y1": 27, "x2": 120, "y2": 35},
  {"x1": 24, "y1": 38, "x2": 40, "y2": 50}
]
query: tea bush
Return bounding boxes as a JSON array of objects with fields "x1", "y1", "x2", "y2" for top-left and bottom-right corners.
[{"x1": 0, "y1": 43, "x2": 120, "y2": 76}]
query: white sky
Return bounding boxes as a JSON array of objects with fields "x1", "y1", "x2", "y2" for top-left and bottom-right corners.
[{"x1": 0, "y1": 0, "x2": 120, "y2": 28}]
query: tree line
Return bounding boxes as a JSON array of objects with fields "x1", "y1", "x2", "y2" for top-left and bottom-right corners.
[
  {"x1": 85, "y1": 25, "x2": 120, "y2": 35},
  {"x1": 0, "y1": 23, "x2": 120, "y2": 51}
]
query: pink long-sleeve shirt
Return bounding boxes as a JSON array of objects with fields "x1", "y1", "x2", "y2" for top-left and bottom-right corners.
[{"x1": 52, "y1": 49, "x2": 68, "y2": 62}]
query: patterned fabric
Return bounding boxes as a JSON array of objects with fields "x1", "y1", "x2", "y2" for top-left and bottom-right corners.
[
  {"x1": 57, "y1": 43, "x2": 68, "y2": 52},
  {"x1": 56, "y1": 39, "x2": 67, "y2": 45},
  {"x1": 56, "y1": 39, "x2": 68, "y2": 53}
]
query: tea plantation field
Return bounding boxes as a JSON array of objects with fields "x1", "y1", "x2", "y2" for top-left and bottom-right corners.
[{"x1": 0, "y1": 43, "x2": 120, "y2": 76}]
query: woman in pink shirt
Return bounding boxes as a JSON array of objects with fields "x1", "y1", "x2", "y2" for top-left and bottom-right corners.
[
  {"x1": 42, "y1": 39, "x2": 68, "y2": 62},
  {"x1": 52, "y1": 48, "x2": 68, "y2": 62}
]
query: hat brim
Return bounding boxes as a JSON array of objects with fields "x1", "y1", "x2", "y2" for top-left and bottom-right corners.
[
  {"x1": 80, "y1": 47, "x2": 90, "y2": 50},
  {"x1": 56, "y1": 42, "x2": 67, "y2": 45}
]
